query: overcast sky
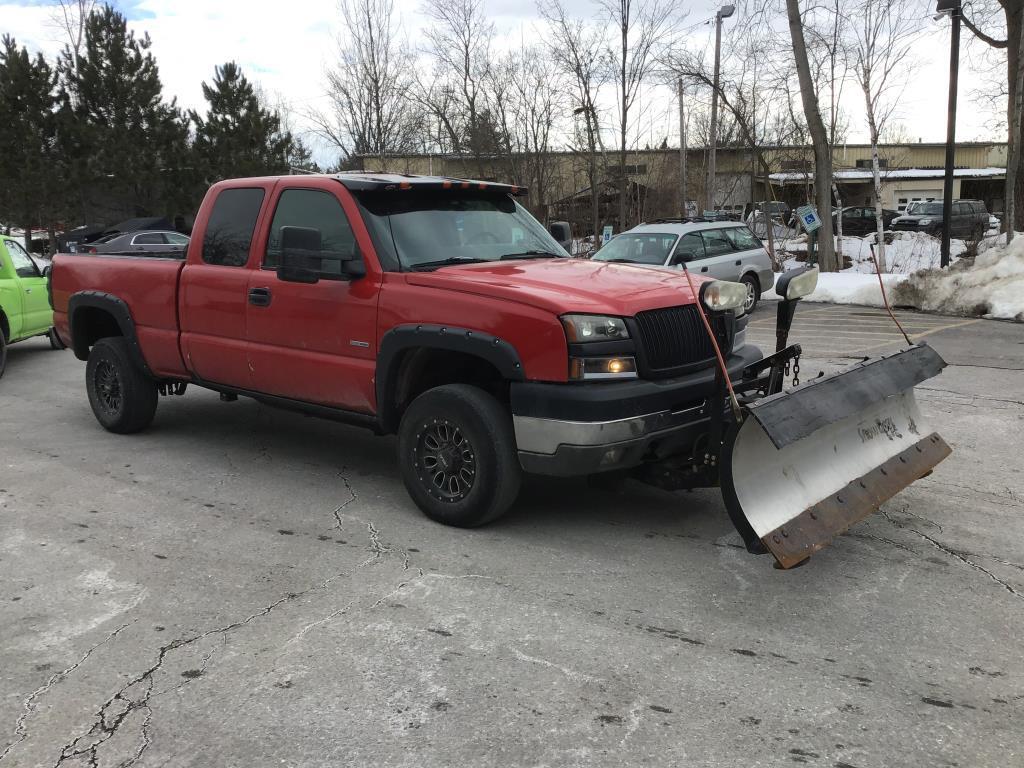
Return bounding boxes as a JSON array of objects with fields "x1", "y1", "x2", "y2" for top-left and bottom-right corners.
[{"x1": 0, "y1": 0, "x2": 1007, "y2": 166}]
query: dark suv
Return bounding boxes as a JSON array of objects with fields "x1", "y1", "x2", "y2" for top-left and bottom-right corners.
[{"x1": 892, "y1": 199, "x2": 989, "y2": 240}]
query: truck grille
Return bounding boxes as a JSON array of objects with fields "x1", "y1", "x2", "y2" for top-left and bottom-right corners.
[{"x1": 634, "y1": 305, "x2": 724, "y2": 373}]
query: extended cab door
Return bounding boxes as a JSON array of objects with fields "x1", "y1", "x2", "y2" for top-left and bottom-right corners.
[
  {"x1": 2, "y1": 239, "x2": 50, "y2": 338},
  {"x1": 179, "y1": 185, "x2": 267, "y2": 389},
  {"x1": 245, "y1": 180, "x2": 381, "y2": 412}
]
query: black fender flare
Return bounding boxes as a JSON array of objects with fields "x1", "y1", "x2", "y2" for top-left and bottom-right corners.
[
  {"x1": 67, "y1": 291, "x2": 152, "y2": 375},
  {"x1": 376, "y1": 324, "x2": 525, "y2": 434}
]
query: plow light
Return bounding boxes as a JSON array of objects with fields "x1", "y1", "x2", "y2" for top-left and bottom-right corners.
[
  {"x1": 701, "y1": 280, "x2": 748, "y2": 312},
  {"x1": 776, "y1": 266, "x2": 819, "y2": 300}
]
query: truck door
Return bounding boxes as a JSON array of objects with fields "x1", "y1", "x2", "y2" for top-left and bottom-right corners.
[
  {"x1": 4, "y1": 240, "x2": 50, "y2": 337},
  {"x1": 245, "y1": 182, "x2": 380, "y2": 412},
  {"x1": 179, "y1": 186, "x2": 266, "y2": 389}
]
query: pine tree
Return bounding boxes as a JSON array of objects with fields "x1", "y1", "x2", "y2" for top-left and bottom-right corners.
[
  {"x1": 0, "y1": 35, "x2": 58, "y2": 248},
  {"x1": 56, "y1": 4, "x2": 188, "y2": 222},
  {"x1": 191, "y1": 62, "x2": 293, "y2": 182}
]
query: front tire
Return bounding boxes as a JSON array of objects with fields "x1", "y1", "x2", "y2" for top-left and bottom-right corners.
[
  {"x1": 85, "y1": 337, "x2": 158, "y2": 433},
  {"x1": 741, "y1": 274, "x2": 760, "y2": 314},
  {"x1": 0, "y1": 332, "x2": 7, "y2": 380},
  {"x1": 398, "y1": 384, "x2": 522, "y2": 528}
]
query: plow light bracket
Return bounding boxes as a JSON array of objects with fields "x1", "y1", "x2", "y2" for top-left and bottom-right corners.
[
  {"x1": 700, "y1": 280, "x2": 748, "y2": 312},
  {"x1": 776, "y1": 265, "x2": 819, "y2": 301}
]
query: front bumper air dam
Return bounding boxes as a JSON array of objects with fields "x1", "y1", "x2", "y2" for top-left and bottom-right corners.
[{"x1": 721, "y1": 344, "x2": 951, "y2": 569}]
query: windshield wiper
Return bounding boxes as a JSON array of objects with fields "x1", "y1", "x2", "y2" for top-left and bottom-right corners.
[
  {"x1": 407, "y1": 257, "x2": 489, "y2": 271},
  {"x1": 499, "y1": 250, "x2": 563, "y2": 260},
  {"x1": 596, "y1": 258, "x2": 638, "y2": 264}
]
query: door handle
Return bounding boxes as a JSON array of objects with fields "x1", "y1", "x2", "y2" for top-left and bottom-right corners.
[
  {"x1": 25, "y1": 288, "x2": 31, "y2": 293},
  {"x1": 248, "y1": 287, "x2": 272, "y2": 307}
]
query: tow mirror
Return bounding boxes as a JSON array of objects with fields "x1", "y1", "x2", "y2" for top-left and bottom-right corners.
[
  {"x1": 549, "y1": 221, "x2": 572, "y2": 251},
  {"x1": 277, "y1": 226, "x2": 365, "y2": 283}
]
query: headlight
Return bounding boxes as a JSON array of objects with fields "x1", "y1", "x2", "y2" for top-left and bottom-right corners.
[
  {"x1": 700, "y1": 280, "x2": 747, "y2": 312},
  {"x1": 561, "y1": 314, "x2": 629, "y2": 342},
  {"x1": 918, "y1": 218, "x2": 934, "y2": 225},
  {"x1": 775, "y1": 266, "x2": 819, "y2": 301},
  {"x1": 569, "y1": 356, "x2": 638, "y2": 380}
]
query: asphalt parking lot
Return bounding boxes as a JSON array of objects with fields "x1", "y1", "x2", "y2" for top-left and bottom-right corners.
[{"x1": 1, "y1": 302, "x2": 1022, "y2": 768}]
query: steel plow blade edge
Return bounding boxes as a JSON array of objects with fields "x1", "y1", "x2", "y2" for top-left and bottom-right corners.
[{"x1": 722, "y1": 345, "x2": 951, "y2": 569}]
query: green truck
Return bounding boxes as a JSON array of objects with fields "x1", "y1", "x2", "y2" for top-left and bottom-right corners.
[{"x1": 0, "y1": 234, "x2": 62, "y2": 378}]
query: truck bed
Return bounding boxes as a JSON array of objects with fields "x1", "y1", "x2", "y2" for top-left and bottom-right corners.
[{"x1": 51, "y1": 253, "x2": 188, "y2": 378}]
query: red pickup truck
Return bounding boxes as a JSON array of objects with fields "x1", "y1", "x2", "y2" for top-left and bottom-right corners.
[{"x1": 52, "y1": 173, "x2": 950, "y2": 568}]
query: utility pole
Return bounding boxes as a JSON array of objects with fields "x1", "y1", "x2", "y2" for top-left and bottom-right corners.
[
  {"x1": 937, "y1": 0, "x2": 961, "y2": 268},
  {"x1": 678, "y1": 78, "x2": 687, "y2": 218},
  {"x1": 706, "y1": 4, "x2": 735, "y2": 213}
]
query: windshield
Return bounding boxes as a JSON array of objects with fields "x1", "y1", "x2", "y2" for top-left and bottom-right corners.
[
  {"x1": 591, "y1": 233, "x2": 677, "y2": 265},
  {"x1": 355, "y1": 191, "x2": 568, "y2": 270}
]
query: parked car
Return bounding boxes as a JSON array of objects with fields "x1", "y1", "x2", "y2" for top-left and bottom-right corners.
[
  {"x1": 0, "y1": 235, "x2": 62, "y2": 378},
  {"x1": 85, "y1": 230, "x2": 190, "y2": 255},
  {"x1": 590, "y1": 219, "x2": 774, "y2": 312},
  {"x1": 51, "y1": 173, "x2": 950, "y2": 569},
  {"x1": 746, "y1": 201, "x2": 794, "y2": 228},
  {"x1": 832, "y1": 206, "x2": 900, "y2": 237},
  {"x1": 892, "y1": 199, "x2": 989, "y2": 240}
]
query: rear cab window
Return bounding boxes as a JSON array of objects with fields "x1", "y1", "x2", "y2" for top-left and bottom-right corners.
[{"x1": 202, "y1": 187, "x2": 266, "y2": 266}]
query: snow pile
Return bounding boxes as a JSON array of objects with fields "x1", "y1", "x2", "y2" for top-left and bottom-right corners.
[
  {"x1": 765, "y1": 272, "x2": 908, "y2": 308},
  {"x1": 893, "y1": 235, "x2": 1024, "y2": 322},
  {"x1": 780, "y1": 232, "x2": 967, "y2": 274}
]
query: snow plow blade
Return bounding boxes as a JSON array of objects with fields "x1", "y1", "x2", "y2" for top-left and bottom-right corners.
[{"x1": 722, "y1": 344, "x2": 951, "y2": 569}]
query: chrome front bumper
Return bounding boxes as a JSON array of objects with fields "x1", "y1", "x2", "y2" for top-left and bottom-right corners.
[{"x1": 514, "y1": 401, "x2": 712, "y2": 476}]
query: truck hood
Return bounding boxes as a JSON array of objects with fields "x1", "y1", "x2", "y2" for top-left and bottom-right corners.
[{"x1": 405, "y1": 258, "x2": 702, "y2": 316}]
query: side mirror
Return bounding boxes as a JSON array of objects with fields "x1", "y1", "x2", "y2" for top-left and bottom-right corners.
[
  {"x1": 549, "y1": 221, "x2": 572, "y2": 251},
  {"x1": 276, "y1": 225, "x2": 365, "y2": 283},
  {"x1": 277, "y1": 226, "x2": 322, "y2": 284},
  {"x1": 42, "y1": 264, "x2": 53, "y2": 278}
]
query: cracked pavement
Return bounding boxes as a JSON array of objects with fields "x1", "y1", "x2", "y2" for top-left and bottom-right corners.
[{"x1": 1, "y1": 304, "x2": 1022, "y2": 767}]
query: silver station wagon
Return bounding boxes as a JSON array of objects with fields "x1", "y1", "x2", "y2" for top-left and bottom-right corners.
[{"x1": 591, "y1": 219, "x2": 775, "y2": 312}]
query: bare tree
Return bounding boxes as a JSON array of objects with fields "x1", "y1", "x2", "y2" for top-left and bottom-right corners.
[
  {"x1": 852, "y1": 0, "x2": 921, "y2": 270},
  {"x1": 1007, "y1": 16, "x2": 1024, "y2": 243},
  {"x1": 539, "y1": 0, "x2": 610, "y2": 244},
  {"x1": 598, "y1": 0, "x2": 680, "y2": 232},
  {"x1": 421, "y1": 0, "x2": 496, "y2": 169},
  {"x1": 785, "y1": 0, "x2": 838, "y2": 271},
  {"x1": 312, "y1": 0, "x2": 420, "y2": 164},
  {"x1": 48, "y1": 0, "x2": 97, "y2": 91},
  {"x1": 961, "y1": 1, "x2": 1020, "y2": 230}
]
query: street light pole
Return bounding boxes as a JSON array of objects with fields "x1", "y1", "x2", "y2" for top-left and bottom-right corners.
[
  {"x1": 706, "y1": 4, "x2": 734, "y2": 214},
  {"x1": 679, "y1": 78, "x2": 687, "y2": 218},
  {"x1": 937, "y1": 0, "x2": 961, "y2": 269}
]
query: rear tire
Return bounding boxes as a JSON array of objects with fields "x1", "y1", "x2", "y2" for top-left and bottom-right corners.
[
  {"x1": 85, "y1": 337, "x2": 158, "y2": 434},
  {"x1": 48, "y1": 328, "x2": 66, "y2": 350},
  {"x1": 741, "y1": 274, "x2": 760, "y2": 314},
  {"x1": 398, "y1": 384, "x2": 521, "y2": 528}
]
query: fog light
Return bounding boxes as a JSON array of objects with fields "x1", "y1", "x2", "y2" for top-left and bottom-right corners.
[{"x1": 569, "y1": 356, "x2": 638, "y2": 380}]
